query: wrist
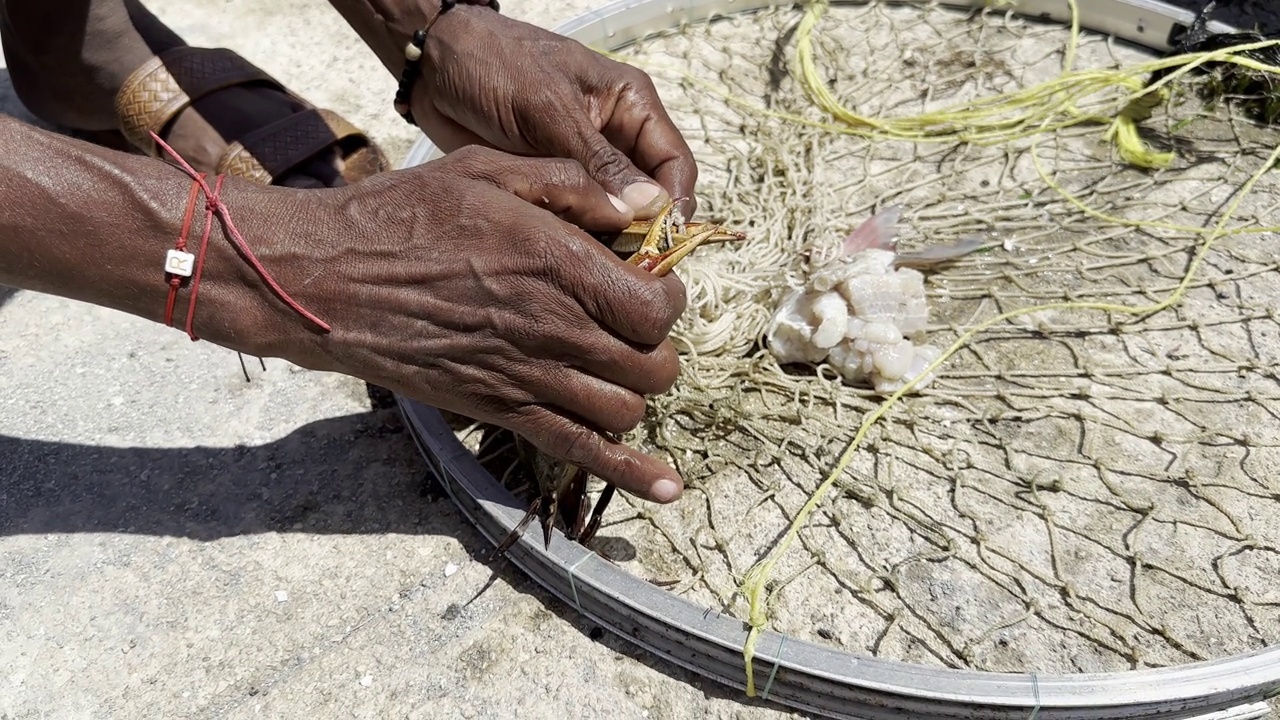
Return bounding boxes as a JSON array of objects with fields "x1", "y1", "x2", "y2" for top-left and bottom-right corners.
[
  {"x1": 372, "y1": 0, "x2": 437, "y2": 57},
  {"x1": 390, "y1": 2, "x2": 501, "y2": 125},
  {"x1": 326, "y1": 0, "x2": 440, "y2": 74},
  {"x1": 360, "y1": 0, "x2": 492, "y2": 68},
  {"x1": 0, "y1": 118, "x2": 330, "y2": 364},
  {"x1": 420, "y1": 4, "x2": 493, "y2": 69},
  {"x1": 387, "y1": 0, "x2": 499, "y2": 44},
  {"x1": 178, "y1": 181, "x2": 331, "y2": 362}
]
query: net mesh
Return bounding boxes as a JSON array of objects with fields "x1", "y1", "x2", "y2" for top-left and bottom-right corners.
[{"x1": 464, "y1": 1, "x2": 1280, "y2": 675}]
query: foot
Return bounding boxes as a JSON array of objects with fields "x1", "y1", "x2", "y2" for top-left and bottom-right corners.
[
  {"x1": 75, "y1": 81, "x2": 349, "y2": 188},
  {"x1": 157, "y1": 82, "x2": 350, "y2": 189},
  {"x1": 109, "y1": 47, "x2": 387, "y2": 188},
  {"x1": 0, "y1": 1, "x2": 381, "y2": 187}
]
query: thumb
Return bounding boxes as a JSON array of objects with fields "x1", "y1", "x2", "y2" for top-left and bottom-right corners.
[
  {"x1": 521, "y1": 407, "x2": 685, "y2": 505},
  {"x1": 439, "y1": 146, "x2": 633, "y2": 231},
  {"x1": 556, "y1": 125, "x2": 673, "y2": 220}
]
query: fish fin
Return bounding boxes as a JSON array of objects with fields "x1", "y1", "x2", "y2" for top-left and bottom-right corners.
[
  {"x1": 893, "y1": 236, "x2": 987, "y2": 269},
  {"x1": 842, "y1": 205, "x2": 902, "y2": 256}
]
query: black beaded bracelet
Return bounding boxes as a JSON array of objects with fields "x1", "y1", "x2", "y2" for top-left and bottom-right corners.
[{"x1": 394, "y1": 0, "x2": 501, "y2": 125}]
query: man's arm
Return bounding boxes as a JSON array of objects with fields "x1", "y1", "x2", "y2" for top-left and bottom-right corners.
[
  {"x1": 0, "y1": 113, "x2": 298, "y2": 354},
  {"x1": 0, "y1": 114, "x2": 692, "y2": 501}
]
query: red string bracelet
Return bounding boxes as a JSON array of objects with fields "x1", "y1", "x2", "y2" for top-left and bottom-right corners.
[
  {"x1": 184, "y1": 174, "x2": 224, "y2": 341},
  {"x1": 162, "y1": 177, "x2": 205, "y2": 328},
  {"x1": 149, "y1": 130, "x2": 332, "y2": 340}
]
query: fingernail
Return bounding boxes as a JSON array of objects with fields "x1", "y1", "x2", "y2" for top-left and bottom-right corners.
[
  {"x1": 651, "y1": 477, "x2": 681, "y2": 503},
  {"x1": 607, "y1": 193, "x2": 632, "y2": 215},
  {"x1": 620, "y1": 182, "x2": 667, "y2": 215}
]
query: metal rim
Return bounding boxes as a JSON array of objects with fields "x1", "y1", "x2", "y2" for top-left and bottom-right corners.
[{"x1": 395, "y1": 1, "x2": 1280, "y2": 717}]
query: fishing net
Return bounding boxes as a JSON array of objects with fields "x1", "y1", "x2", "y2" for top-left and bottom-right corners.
[{"x1": 464, "y1": 0, "x2": 1280, "y2": 677}]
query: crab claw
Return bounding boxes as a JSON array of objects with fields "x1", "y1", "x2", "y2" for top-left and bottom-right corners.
[{"x1": 625, "y1": 201, "x2": 747, "y2": 276}]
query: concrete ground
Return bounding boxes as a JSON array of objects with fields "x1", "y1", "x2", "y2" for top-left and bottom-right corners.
[
  {"x1": 0, "y1": 1, "x2": 799, "y2": 718},
  {"x1": 4, "y1": 1, "x2": 1280, "y2": 719}
]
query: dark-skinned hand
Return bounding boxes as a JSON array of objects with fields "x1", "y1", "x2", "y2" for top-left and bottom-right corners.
[
  {"x1": 409, "y1": 6, "x2": 699, "y2": 219},
  {"x1": 274, "y1": 146, "x2": 687, "y2": 504}
]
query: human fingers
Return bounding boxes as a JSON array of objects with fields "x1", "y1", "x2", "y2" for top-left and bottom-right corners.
[
  {"x1": 597, "y1": 65, "x2": 700, "y2": 218},
  {"x1": 447, "y1": 146, "x2": 634, "y2": 230},
  {"x1": 516, "y1": 406, "x2": 684, "y2": 503}
]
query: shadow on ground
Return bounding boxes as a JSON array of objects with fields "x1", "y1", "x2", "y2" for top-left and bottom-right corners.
[
  {"x1": 0, "y1": 394, "x2": 437, "y2": 539},
  {"x1": 0, "y1": 387, "x2": 781, "y2": 713}
]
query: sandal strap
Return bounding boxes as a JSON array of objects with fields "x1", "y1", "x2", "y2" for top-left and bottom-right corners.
[
  {"x1": 216, "y1": 107, "x2": 378, "y2": 184},
  {"x1": 114, "y1": 47, "x2": 277, "y2": 156}
]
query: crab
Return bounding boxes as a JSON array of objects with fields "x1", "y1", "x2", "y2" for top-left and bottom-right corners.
[
  {"x1": 491, "y1": 201, "x2": 746, "y2": 557},
  {"x1": 1143, "y1": 0, "x2": 1280, "y2": 124}
]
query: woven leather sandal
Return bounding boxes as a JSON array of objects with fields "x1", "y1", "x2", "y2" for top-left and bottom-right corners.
[{"x1": 114, "y1": 46, "x2": 389, "y2": 184}]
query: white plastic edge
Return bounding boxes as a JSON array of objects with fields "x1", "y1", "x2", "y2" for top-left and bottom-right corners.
[{"x1": 395, "y1": 1, "x2": 1280, "y2": 718}]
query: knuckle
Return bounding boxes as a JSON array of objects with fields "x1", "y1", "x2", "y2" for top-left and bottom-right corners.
[
  {"x1": 630, "y1": 312, "x2": 669, "y2": 346},
  {"x1": 643, "y1": 341, "x2": 682, "y2": 394},
  {"x1": 594, "y1": 276, "x2": 665, "y2": 344},
  {"x1": 685, "y1": 157, "x2": 700, "y2": 186},
  {"x1": 444, "y1": 144, "x2": 484, "y2": 169},
  {"x1": 625, "y1": 66, "x2": 659, "y2": 95},
  {"x1": 661, "y1": 274, "x2": 689, "y2": 321},
  {"x1": 585, "y1": 143, "x2": 631, "y2": 182},
  {"x1": 525, "y1": 227, "x2": 569, "y2": 276},
  {"x1": 548, "y1": 158, "x2": 591, "y2": 189},
  {"x1": 553, "y1": 425, "x2": 605, "y2": 468},
  {"x1": 461, "y1": 144, "x2": 502, "y2": 162},
  {"x1": 629, "y1": 276, "x2": 686, "y2": 343},
  {"x1": 444, "y1": 145, "x2": 507, "y2": 181},
  {"x1": 594, "y1": 392, "x2": 647, "y2": 435}
]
